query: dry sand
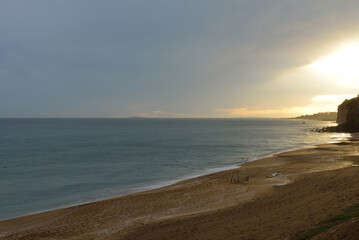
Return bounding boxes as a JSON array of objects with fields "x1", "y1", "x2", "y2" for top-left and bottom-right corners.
[{"x1": 1, "y1": 138, "x2": 359, "y2": 239}]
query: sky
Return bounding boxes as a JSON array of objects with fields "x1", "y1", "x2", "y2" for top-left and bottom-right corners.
[{"x1": 2, "y1": 0, "x2": 359, "y2": 118}]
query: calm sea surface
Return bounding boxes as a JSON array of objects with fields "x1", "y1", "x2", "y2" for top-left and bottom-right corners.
[{"x1": 0, "y1": 118, "x2": 344, "y2": 220}]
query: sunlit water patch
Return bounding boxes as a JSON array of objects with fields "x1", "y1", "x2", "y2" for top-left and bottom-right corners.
[{"x1": 0, "y1": 118, "x2": 338, "y2": 220}]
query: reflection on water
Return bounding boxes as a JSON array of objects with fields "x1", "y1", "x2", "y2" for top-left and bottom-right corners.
[
  {"x1": 0, "y1": 118, "x2": 340, "y2": 220},
  {"x1": 329, "y1": 133, "x2": 352, "y2": 143}
]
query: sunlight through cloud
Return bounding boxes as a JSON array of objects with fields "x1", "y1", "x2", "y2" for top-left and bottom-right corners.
[{"x1": 307, "y1": 43, "x2": 359, "y2": 87}]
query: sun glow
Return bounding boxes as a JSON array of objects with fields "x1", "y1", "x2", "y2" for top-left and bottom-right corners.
[{"x1": 307, "y1": 43, "x2": 359, "y2": 86}]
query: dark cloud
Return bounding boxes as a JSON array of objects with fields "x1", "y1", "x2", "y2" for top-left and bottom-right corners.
[{"x1": 1, "y1": 0, "x2": 359, "y2": 117}]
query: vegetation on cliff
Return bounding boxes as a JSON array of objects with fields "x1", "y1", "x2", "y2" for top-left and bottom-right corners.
[
  {"x1": 293, "y1": 112, "x2": 337, "y2": 121},
  {"x1": 291, "y1": 202, "x2": 359, "y2": 240}
]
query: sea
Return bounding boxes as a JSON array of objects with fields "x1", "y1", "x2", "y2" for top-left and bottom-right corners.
[{"x1": 0, "y1": 118, "x2": 348, "y2": 220}]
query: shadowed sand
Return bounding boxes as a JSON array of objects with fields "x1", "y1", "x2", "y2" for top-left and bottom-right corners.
[{"x1": 1, "y1": 138, "x2": 359, "y2": 239}]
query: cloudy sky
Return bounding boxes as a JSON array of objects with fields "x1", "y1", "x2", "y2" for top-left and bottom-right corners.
[{"x1": 2, "y1": 0, "x2": 359, "y2": 118}]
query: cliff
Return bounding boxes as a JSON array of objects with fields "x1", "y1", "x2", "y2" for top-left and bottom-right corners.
[
  {"x1": 337, "y1": 100, "x2": 349, "y2": 124},
  {"x1": 334, "y1": 95, "x2": 359, "y2": 132},
  {"x1": 341, "y1": 95, "x2": 359, "y2": 132}
]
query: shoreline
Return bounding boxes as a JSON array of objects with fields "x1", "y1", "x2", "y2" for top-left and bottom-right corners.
[
  {"x1": 0, "y1": 137, "x2": 344, "y2": 222},
  {"x1": 2, "y1": 136, "x2": 359, "y2": 239},
  {"x1": 0, "y1": 164, "x2": 242, "y2": 222}
]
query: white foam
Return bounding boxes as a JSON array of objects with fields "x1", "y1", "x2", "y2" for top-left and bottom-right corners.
[
  {"x1": 3, "y1": 133, "x2": 347, "y2": 221},
  {"x1": 111, "y1": 164, "x2": 241, "y2": 194}
]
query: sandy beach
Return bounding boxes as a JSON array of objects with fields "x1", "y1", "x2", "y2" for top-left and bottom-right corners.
[{"x1": 1, "y1": 137, "x2": 359, "y2": 240}]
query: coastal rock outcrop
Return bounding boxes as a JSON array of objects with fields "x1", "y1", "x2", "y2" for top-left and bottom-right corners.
[
  {"x1": 317, "y1": 95, "x2": 359, "y2": 132},
  {"x1": 327, "y1": 94, "x2": 359, "y2": 132},
  {"x1": 340, "y1": 95, "x2": 359, "y2": 132},
  {"x1": 337, "y1": 100, "x2": 349, "y2": 124}
]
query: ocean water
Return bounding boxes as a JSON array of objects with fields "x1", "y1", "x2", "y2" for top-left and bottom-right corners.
[{"x1": 0, "y1": 118, "x2": 344, "y2": 220}]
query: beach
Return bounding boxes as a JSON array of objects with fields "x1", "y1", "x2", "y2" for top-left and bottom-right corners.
[
  {"x1": 3, "y1": 1, "x2": 359, "y2": 239},
  {"x1": 1, "y1": 138, "x2": 359, "y2": 239}
]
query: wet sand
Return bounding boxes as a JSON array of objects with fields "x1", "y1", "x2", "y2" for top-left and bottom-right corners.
[{"x1": 1, "y1": 138, "x2": 359, "y2": 239}]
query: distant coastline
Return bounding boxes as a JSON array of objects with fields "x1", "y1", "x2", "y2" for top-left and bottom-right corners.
[
  {"x1": 126, "y1": 116, "x2": 148, "y2": 119},
  {"x1": 291, "y1": 111, "x2": 337, "y2": 121}
]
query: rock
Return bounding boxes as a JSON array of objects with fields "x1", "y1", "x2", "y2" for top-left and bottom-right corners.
[
  {"x1": 337, "y1": 100, "x2": 349, "y2": 124},
  {"x1": 319, "y1": 94, "x2": 359, "y2": 132}
]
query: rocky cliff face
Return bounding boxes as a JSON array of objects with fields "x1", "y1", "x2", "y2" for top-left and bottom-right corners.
[
  {"x1": 337, "y1": 100, "x2": 349, "y2": 124},
  {"x1": 337, "y1": 95, "x2": 359, "y2": 132}
]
